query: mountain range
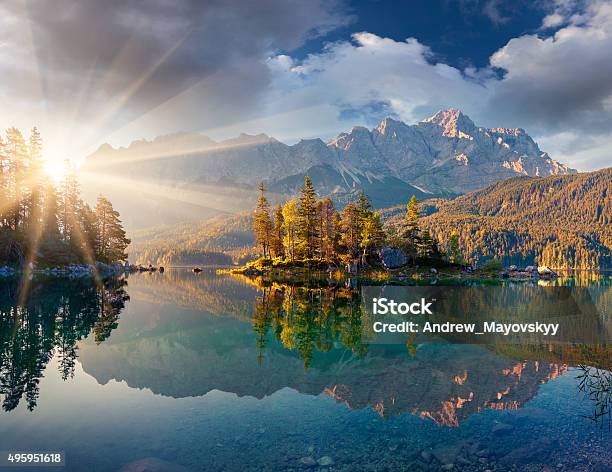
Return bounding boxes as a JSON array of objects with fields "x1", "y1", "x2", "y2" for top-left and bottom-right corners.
[{"x1": 84, "y1": 108, "x2": 574, "y2": 229}]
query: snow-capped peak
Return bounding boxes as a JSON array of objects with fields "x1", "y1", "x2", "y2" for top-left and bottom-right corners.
[{"x1": 423, "y1": 108, "x2": 476, "y2": 138}]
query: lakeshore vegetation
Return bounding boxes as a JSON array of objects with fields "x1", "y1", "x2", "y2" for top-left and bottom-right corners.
[
  {"x1": 0, "y1": 127, "x2": 130, "y2": 268},
  {"x1": 249, "y1": 176, "x2": 446, "y2": 271}
]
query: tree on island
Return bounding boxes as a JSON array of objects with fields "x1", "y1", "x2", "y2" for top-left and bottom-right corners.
[
  {"x1": 253, "y1": 181, "x2": 273, "y2": 258},
  {"x1": 297, "y1": 176, "x2": 318, "y2": 259},
  {"x1": 270, "y1": 204, "x2": 285, "y2": 259},
  {"x1": 248, "y1": 179, "x2": 446, "y2": 271}
]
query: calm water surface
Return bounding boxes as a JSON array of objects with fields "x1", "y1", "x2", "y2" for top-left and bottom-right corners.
[{"x1": 0, "y1": 269, "x2": 610, "y2": 472}]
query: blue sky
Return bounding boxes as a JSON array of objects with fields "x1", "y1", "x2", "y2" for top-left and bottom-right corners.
[
  {"x1": 294, "y1": 0, "x2": 549, "y2": 69},
  {"x1": 1, "y1": 0, "x2": 611, "y2": 170}
]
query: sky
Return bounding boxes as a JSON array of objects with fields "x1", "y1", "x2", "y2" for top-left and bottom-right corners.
[{"x1": 1, "y1": 0, "x2": 611, "y2": 171}]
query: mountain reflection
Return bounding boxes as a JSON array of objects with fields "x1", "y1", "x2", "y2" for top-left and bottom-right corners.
[
  {"x1": 1, "y1": 269, "x2": 609, "y2": 427},
  {"x1": 0, "y1": 277, "x2": 129, "y2": 412},
  {"x1": 73, "y1": 269, "x2": 610, "y2": 427}
]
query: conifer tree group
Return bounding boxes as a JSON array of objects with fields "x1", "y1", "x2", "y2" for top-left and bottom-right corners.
[
  {"x1": 0, "y1": 127, "x2": 130, "y2": 266},
  {"x1": 252, "y1": 176, "x2": 442, "y2": 268}
]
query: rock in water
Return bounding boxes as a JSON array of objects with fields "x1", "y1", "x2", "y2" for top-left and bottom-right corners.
[
  {"x1": 317, "y1": 456, "x2": 334, "y2": 466},
  {"x1": 537, "y1": 265, "x2": 557, "y2": 277},
  {"x1": 379, "y1": 247, "x2": 410, "y2": 269},
  {"x1": 298, "y1": 456, "x2": 317, "y2": 467}
]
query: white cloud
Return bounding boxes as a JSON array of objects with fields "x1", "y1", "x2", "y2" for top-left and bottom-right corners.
[
  {"x1": 263, "y1": 32, "x2": 488, "y2": 135},
  {"x1": 542, "y1": 12, "x2": 565, "y2": 28},
  {"x1": 262, "y1": 2, "x2": 612, "y2": 171}
]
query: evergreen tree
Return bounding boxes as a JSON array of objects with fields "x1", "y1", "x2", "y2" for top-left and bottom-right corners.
[
  {"x1": 253, "y1": 182, "x2": 272, "y2": 258},
  {"x1": 27, "y1": 127, "x2": 44, "y2": 232},
  {"x1": 401, "y1": 195, "x2": 420, "y2": 256},
  {"x1": 94, "y1": 196, "x2": 130, "y2": 263},
  {"x1": 319, "y1": 198, "x2": 338, "y2": 263},
  {"x1": 270, "y1": 204, "x2": 285, "y2": 258},
  {"x1": 0, "y1": 136, "x2": 8, "y2": 227},
  {"x1": 448, "y1": 229, "x2": 462, "y2": 264},
  {"x1": 297, "y1": 176, "x2": 318, "y2": 259},
  {"x1": 59, "y1": 162, "x2": 81, "y2": 244},
  {"x1": 5, "y1": 128, "x2": 28, "y2": 230},
  {"x1": 418, "y1": 228, "x2": 439, "y2": 258}
]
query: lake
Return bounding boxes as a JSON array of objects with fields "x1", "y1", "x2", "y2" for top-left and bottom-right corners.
[{"x1": 0, "y1": 269, "x2": 610, "y2": 472}]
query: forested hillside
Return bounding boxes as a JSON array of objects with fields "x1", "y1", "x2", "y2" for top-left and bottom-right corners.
[
  {"x1": 418, "y1": 168, "x2": 611, "y2": 269},
  {"x1": 131, "y1": 168, "x2": 611, "y2": 270},
  {"x1": 130, "y1": 213, "x2": 254, "y2": 265}
]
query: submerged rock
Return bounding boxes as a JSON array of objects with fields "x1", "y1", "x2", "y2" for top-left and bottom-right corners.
[
  {"x1": 298, "y1": 456, "x2": 317, "y2": 467},
  {"x1": 317, "y1": 456, "x2": 334, "y2": 466}
]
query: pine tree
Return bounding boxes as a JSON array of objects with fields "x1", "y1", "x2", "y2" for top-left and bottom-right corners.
[
  {"x1": 401, "y1": 195, "x2": 420, "y2": 256},
  {"x1": 59, "y1": 162, "x2": 81, "y2": 244},
  {"x1": 418, "y1": 228, "x2": 439, "y2": 258},
  {"x1": 448, "y1": 229, "x2": 462, "y2": 264},
  {"x1": 0, "y1": 136, "x2": 7, "y2": 227},
  {"x1": 5, "y1": 128, "x2": 28, "y2": 230},
  {"x1": 94, "y1": 196, "x2": 130, "y2": 263},
  {"x1": 297, "y1": 176, "x2": 318, "y2": 259},
  {"x1": 319, "y1": 198, "x2": 338, "y2": 263},
  {"x1": 253, "y1": 182, "x2": 272, "y2": 258},
  {"x1": 270, "y1": 204, "x2": 285, "y2": 258}
]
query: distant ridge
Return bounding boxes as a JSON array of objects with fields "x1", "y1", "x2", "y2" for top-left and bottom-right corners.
[{"x1": 85, "y1": 109, "x2": 575, "y2": 228}]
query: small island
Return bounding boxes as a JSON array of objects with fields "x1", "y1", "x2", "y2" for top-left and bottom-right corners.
[{"x1": 228, "y1": 177, "x2": 558, "y2": 283}]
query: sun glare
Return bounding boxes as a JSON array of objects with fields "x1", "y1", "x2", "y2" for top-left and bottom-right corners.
[{"x1": 43, "y1": 159, "x2": 67, "y2": 183}]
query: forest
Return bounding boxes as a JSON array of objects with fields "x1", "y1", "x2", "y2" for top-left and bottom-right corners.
[
  {"x1": 0, "y1": 127, "x2": 130, "y2": 267},
  {"x1": 250, "y1": 177, "x2": 445, "y2": 270},
  {"x1": 415, "y1": 169, "x2": 611, "y2": 269}
]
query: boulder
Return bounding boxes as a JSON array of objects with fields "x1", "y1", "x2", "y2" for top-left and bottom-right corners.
[
  {"x1": 378, "y1": 247, "x2": 410, "y2": 269},
  {"x1": 508, "y1": 265, "x2": 518, "y2": 271},
  {"x1": 537, "y1": 266, "x2": 557, "y2": 277},
  {"x1": 525, "y1": 265, "x2": 536, "y2": 272}
]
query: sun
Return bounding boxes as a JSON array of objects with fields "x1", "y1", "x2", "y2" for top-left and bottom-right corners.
[{"x1": 43, "y1": 159, "x2": 67, "y2": 183}]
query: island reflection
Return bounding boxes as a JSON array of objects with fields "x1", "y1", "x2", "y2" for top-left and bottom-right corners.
[{"x1": 74, "y1": 269, "x2": 609, "y2": 427}]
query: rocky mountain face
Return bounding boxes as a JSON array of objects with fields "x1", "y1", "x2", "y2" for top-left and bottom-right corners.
[{"x1": 84, "y1": 109, "x2": 574, "y2": 227}]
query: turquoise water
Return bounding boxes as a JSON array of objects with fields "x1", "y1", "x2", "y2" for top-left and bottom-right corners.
[{"x1": 0, "y1": 270, "x2": 610, "y2": 471}]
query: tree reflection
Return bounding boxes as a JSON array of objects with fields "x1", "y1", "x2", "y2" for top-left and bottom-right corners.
[
  {"x1": 252, "y1": 282, "x2": 368, "y2": 368},
  {"x1": 577, "y1": 364, "x2": 611, "y2": 430},
  {"x1": 0, "y1": 277, "x2": 129, "y2": 411}
]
